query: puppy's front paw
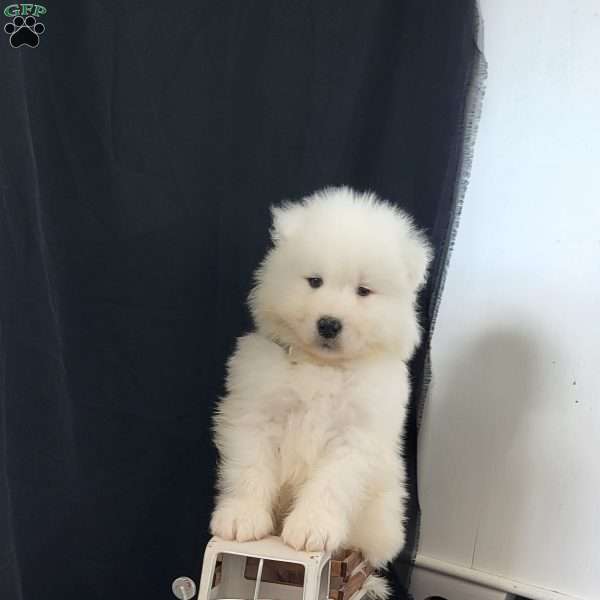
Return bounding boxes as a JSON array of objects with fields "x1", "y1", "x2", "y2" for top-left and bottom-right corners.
[
  {"x1": 282, "y1": 507, "x2": 347, "y2": 553},
  {"x1": 210, "y1": 499, "x2": 273, "y2": 542}
]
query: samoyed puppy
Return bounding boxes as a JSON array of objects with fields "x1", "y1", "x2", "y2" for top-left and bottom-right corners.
[{"x1": 210, "y1": 187, "x2": 431, "y2": 570}]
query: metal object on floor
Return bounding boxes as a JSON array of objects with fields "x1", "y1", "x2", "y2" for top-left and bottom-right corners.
[{"x1": 172, "y1": 576, "x2": 197, "y2": 599}]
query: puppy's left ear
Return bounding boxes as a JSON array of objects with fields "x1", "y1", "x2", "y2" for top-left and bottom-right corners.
[
  {"x1": 404, "y1": 228, "x2": 433, "y2": 291},
  {"x1": 270, "y1": 203, "x2": 304, "y2": 244}
]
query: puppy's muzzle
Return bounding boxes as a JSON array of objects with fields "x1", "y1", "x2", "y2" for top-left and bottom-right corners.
[{"x1": 317, "y1": 316, "x2": 343, "y2": 339}]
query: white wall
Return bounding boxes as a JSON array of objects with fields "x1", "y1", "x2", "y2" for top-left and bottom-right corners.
[{"x1": 417, "y1": 1, "x2": 600, "y2": 599}]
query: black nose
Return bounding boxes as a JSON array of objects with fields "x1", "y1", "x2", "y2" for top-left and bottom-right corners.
[{"x1": 317, "y1": 316, "x2": 343, "y2": 339}]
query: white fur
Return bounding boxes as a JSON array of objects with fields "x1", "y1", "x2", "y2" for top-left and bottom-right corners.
[
  {"x1": 364, "y1": 573, "x2": 391, "y2": 600},
  {"x1": 210, "y1": 187, "x2": 431, "y2": 569}
]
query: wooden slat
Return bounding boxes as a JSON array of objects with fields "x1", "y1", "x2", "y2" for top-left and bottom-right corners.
[
  {"x1": 329, "y1": 576, "x2": 344, "y2": 591},
  {"x1": 330, "y1": 550, "x2": 363, "y2": 579},
  {"x1": 329, "y1": 562, "x2": 374, "y2": 600},
  {"x1": 331, "y1": 550, "x2": 349, "y2": 577}
]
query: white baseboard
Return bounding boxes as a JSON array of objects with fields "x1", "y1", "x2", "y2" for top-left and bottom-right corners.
[{"x1": 410, "y1": 554, "x2": 585, "y2": 600}]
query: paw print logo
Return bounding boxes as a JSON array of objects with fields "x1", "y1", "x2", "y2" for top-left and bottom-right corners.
[{"x1": 4, "y1": 15, "x2": 45, "y2": 48}]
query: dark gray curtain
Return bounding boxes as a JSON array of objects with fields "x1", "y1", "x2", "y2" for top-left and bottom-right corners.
[{"x1": 0, "y1": 2, "x2": 482, "y2": 599}]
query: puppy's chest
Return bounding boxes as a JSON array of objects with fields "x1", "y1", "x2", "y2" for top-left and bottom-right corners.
[
  {"x1": 267, "y1": 364, "x2": 365, "y2": 468},
  {"x1": 278, "y1": 363, "x2": 353, "y2": 417}
]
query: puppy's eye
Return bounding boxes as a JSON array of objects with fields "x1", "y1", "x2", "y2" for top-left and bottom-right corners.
[
  {"x1": 357, "y1": 286, "x2": 372, "y2": 297},
  {"x1": 307, "y1": 277, "x2": 323, "y2": 289}
]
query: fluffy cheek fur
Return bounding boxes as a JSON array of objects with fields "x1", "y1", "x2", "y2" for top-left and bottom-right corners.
[{"x1": 250, "y1": 263, "x2": 420, "y2": 361}]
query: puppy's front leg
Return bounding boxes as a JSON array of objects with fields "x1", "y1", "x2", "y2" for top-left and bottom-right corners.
[
  {"x1": 210, "y1": 435, "x2": 277, "y2": 542},
  {"x1": 282, "y1": 441, "x2": 370, "y2": 553}
]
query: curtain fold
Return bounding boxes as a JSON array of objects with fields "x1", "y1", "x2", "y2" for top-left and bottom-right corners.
[{"x1": 0, "y1": 2, "x2": 482, "y2": 598}]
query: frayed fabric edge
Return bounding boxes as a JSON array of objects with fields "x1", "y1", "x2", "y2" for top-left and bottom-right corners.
[
  {"x1": 407, "y1": 1, "x2": 489, "y2": 597},
  {"x1": 417, "y1": 2, "x2": 488, "y2": 437}
]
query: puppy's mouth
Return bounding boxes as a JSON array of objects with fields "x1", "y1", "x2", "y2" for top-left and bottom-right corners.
[{"x1": 317, "y1": 337, "x2": 339, "y2": 351}]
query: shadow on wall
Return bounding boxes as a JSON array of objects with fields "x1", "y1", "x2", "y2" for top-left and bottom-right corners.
[{"x1": 419, "y1": 324, "x2": 563, "y2": 573}]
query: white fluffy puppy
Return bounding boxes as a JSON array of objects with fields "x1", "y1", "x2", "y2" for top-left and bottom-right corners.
[{"x1": 210, "y1": 187, "x2": 431, "y2": 567}]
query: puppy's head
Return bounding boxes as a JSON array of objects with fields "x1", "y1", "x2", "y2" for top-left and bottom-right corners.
[{"x1": 249, "y1": 187, "x2": 432, "y2": 362}]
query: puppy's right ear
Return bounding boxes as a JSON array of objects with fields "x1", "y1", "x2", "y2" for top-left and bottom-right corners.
[{"x1": 270, "y1": 203, "x2": 304, "y2": 244}]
